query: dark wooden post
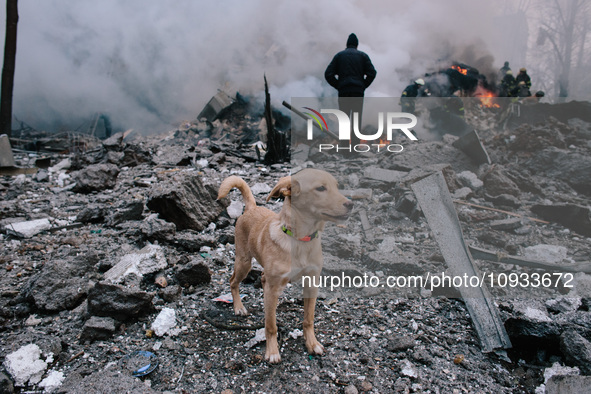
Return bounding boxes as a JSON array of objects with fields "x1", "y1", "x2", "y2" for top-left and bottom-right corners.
[
  {"x1": 263, "y1": 75, "x2": 289, "y2": 164},
  {"x1": 0, "y1": 0, "x2": 18, "y2": 138}
]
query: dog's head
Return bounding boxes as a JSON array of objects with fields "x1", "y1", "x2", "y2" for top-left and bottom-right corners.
[{"x1": 267, "y1": 169, "x2": 353, "y2": 223}]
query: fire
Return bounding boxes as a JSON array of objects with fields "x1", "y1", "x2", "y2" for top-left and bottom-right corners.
[
  {"x1": 474, "y1": 87, "x2": 500, "y2": 108},
  {"x1": 451, "y1": 65, "x2": 468, "y2": 75}
]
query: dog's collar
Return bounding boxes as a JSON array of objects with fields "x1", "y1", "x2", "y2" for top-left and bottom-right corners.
[{"x1": 281, "y1": 225, "x2": 319, "y2": 242}]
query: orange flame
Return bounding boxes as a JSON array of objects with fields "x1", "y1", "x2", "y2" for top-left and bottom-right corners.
[
  {"x1": 451, "y1": 65, "x2": 468, "y2": 75},
  {"x1": 474, "y1": 87, "x2": 500, "y2": 108}
]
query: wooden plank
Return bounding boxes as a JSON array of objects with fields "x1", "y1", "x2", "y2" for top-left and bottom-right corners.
[{"x1": 412, "y1": 171, "x2": 511, "y2": 352}]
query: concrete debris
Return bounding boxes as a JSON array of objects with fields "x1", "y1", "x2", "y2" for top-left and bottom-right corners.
[
  {"x1": 482, "y1": 167, "x2": 520, "y2": 197},
  {"x1": 250, "y1": 182, "x2": 272, "y2": 195},
  {"x1": 104, "y1": 243, "x2": 168, "y2": 284},
  {"x1": 244, "y1": 328, "x2": 266, "y2": 348},
  {"x1": 1, "y1": 97, "x2": 591, "y2": 393},
  {"x1": 71, "y1": 163, "x2": 120, "y2": 193},
  {"x1": 175, "y1": 257, "x2": 212, "y2": 287},
  {"x1": 198, "y1": 90, "x2": 235, "y2": 122},
  {"x1": 456, "y1": 170, "x2": 483, "y2": 189},
  {"x1": 81, "y1": 316, "x2": 117, "y2": 342},
  {"x1": 151, "y1": 307, "x2": 177, "y2": 337},
  {"x1": 147, "y1": 171, "x2": 228, "y2": 231},
  {"x1": 4, "y1": 218, "x2": 51, "y2": 238},
  {"x1": 546, "y1": 297, "x2": 582, "y2": 314},
  {"x1": 560, "y1": 330, "x2": 591, "y2": 375},
  {"x1": 523, "y1": 244, "x2": 568, "y2": 264},
  {"x1": 530, "y1": 204, "x2": 591, "y2": 237},
  {"x1": 452, "y1": 129, "x2": 491, "y2": 165},
  {"x1": 3, "y1": 344, "x2": 48, "y2": 387},
  {"x1": 364, "y1": 166, "x2": 407, "y2": 183},
  {"x1": 400, "y1": 359, "x2": 418, "y2": 378},
  {"x1": 38, "y1": 370, "x2": 65, "y2": 393},
  {"x1": 412, "y1": 171, "x2": 511, "y2": 352},
  {"x1": 87, "y1": 282, "x2": 154, "y2": 321},
  {"x1": 0, "y1": 134, "x2": 15, "y2": 167},
  {"x1": 226, "y1": 200, "x2": 244, "y2": 219}
]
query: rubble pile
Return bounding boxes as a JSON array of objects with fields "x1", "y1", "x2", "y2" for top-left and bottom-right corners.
[{"x1": 0, "y1": 98, "x2": 591, "y2": 393}]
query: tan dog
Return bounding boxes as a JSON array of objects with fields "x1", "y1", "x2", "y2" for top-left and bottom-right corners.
[{"x1": 217, "y1": 168, "x2": 353, "y2": 363}]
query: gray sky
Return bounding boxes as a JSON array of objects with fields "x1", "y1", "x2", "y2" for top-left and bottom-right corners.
[{"x1": 2, "y1": 0, "x2": 517, "y2": 134}]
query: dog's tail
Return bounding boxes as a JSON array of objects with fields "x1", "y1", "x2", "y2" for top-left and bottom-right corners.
[{"x1": 217, "y1": 176, "x2": 257, "y2": 212}]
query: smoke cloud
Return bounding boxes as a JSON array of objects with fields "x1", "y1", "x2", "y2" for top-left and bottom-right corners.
[{"x1": 2, "y1": 0, "x2": 509, "y2": 134}]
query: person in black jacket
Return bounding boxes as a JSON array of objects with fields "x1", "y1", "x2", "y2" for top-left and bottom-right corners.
[{"x1": 325, "y1": 33, "x2": 376, "y2": 147}]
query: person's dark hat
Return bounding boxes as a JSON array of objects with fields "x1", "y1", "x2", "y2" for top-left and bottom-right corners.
[{"x1": 346, "y1": 33, "x2": 358, "y2": 48}]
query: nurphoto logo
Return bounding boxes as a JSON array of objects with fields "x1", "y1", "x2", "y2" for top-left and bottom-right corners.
[{"x1": 303, "y1": 108, "x2": 418, "y2": 153}]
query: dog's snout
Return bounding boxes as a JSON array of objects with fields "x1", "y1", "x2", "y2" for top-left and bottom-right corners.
[{"x1": 344, "y1": 200, "x2": 354, "y2": 211}]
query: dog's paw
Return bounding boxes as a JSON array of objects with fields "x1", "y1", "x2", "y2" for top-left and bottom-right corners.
[
  {"x1": 307, "y1": 341, "x2": 324, "y2": 355},
  {"x1": 265, "y1": 351, "x2": 281, "y2": 364},
  {"x1": 234, "y1": 306, "x2": 248, "y2": 316}
]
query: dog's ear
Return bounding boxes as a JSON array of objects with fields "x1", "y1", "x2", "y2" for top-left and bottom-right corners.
[{"x1": 267, "y1": 176, "x2": 291, "y2": 202}]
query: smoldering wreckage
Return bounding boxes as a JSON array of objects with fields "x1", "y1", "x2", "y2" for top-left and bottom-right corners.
[{"x1": 1, "y1": 71, "x2": 591, "y2": 394}]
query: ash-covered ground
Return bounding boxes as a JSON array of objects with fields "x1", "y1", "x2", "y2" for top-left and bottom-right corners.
[{"x1": 1, "y1": 98, "x2": 591, "y2": 393}]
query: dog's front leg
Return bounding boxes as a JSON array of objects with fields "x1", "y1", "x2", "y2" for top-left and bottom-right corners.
[
  {"x1": 303, "y1": 277, "x2": 324, "y2": 355},
  {"x1": 263, "y1": 274, "x2": 289, "y2": 363}
]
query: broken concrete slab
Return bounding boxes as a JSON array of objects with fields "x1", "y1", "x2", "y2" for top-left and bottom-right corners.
[
  {"x1": 198, "y1": 91, "x2": 234, "y2": 122},
  {"x1": 560, "y1": 330, "x2": 591, "y2": 375},
  {"x1": 20, "y1": 257, "x2": 92, "y2": 313},
  {"x1": 452, "y1": 130, "x2": 491, "y2": 165},
  {"x1": 523, "y1": 148, "x2": 591, "y2": 196},
  {"x1": 71, "y1": 163, "x2": 120, "y2": 193},
  {"x1": 489, "y1": 218, "x2": 523, "y2": 232},
  {"x1": 0, "y1": 134, "x2": 15, "y2": 167},
  {"x1": 175, "y1": 257, "x2": 211, "y2": 287},
  {"x1": 524, "y1": 244, "x2": 568, "y2": 264},
  {"x1": 411, "y1": 171, "x2": 511, "y2": 352},
  {"x1": 482, "y1": 168, "x2": 520, "y2": 197},
  {"x1": 546, "y1": 297, "x2": 582, "y2": 314},
  {"x1": 530, "y1": 204, "x2": 591, "y2": 237},
  {"x1": 4, "y1": 218, "x2": 51, "y2": 238},
  {"x1": 103, "y1": 243, "x2": 168, "y2": 284},
  {"x1": 80, "y1": 316, "x2": 117, "y2": 342},
  {"x1": 87, "y1": 282, "x2": 154, "y2": 321},
  {"x1": 147, "y1": 171, "x2": 228, "y2": 231},
  {"x1": 105, "y1": 200, "x2": 144, "y2": 226},
  {"x1": 545, "y1": 374, "x2": 591, "y2": 394},
  {"x1": 456, "y1": 170, "x2": 483, "y2": 189},
  {"x1": 363, "y1": 166, "x2": 408, "y2": 183}
]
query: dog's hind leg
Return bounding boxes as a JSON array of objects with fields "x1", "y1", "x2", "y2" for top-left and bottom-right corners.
[{"x1": 230, "y1": 250, "x2": 252, "y2": 316}]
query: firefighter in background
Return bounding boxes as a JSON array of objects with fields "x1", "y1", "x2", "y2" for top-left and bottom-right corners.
[
  {"x1": 516, "y1": 67, "x2": 531, "y2": 89},
  {"x1": 500, "y1": 70, "x2": 517, "y2": 97},
  {"x1": 516, "y1": 81, "x2": 531, "y2": 97},
  {"x1": 400, "y1": 78, "x2": 425, "y2": 113},
  {"x1": 499, "y1": 61, "x2": 511, "y2": 78}
]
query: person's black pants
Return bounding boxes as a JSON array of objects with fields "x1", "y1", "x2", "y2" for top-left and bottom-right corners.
[{"x1": 338, "y1": 92, "x2": 364, "y2": 146}]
